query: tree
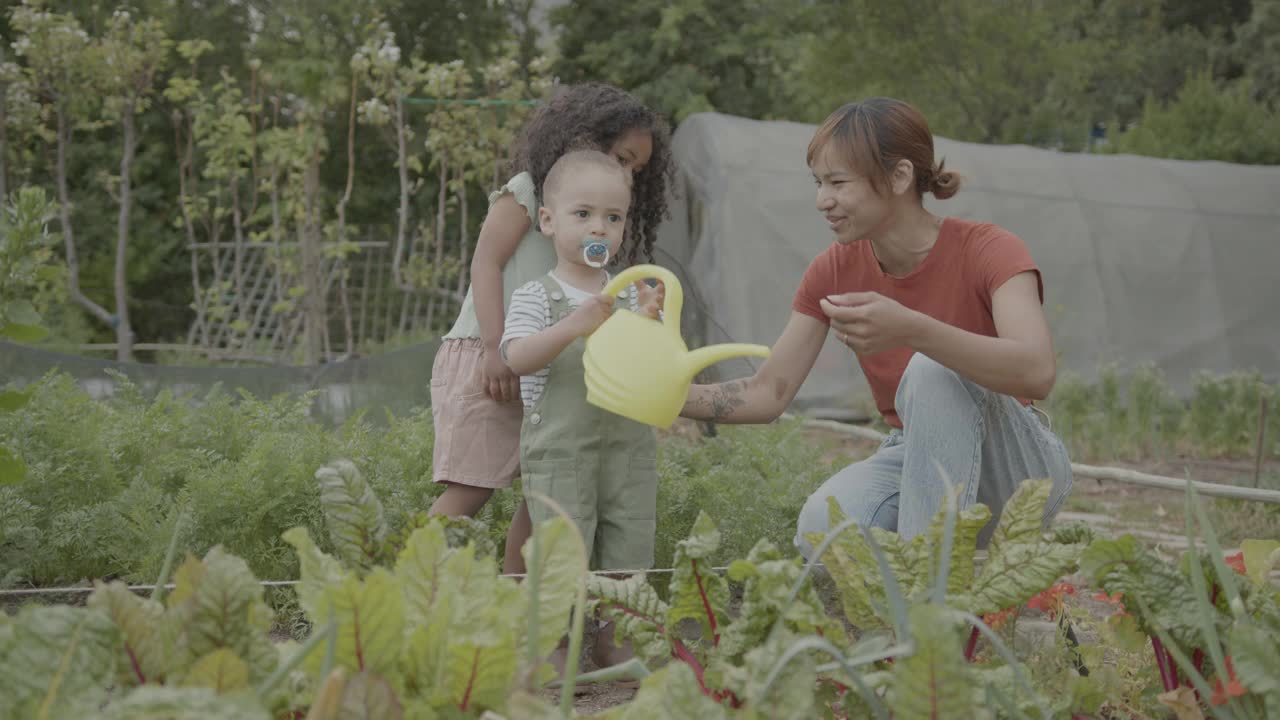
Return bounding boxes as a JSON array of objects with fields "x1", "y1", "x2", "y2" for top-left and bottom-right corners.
[
  {"x1": 98, "y1": 9, "x2": 170, "y2": 360},
  {"x1": 796, "y1": 0, "x2": 1268, "y2": 152},
  {"x1": 8, "y1": 4, "x2": 117, "y2": 333},
  {"x1": 0, "y1": 45, "x2": 8, "y2": 202},
  {"x1": 0, "y1": 185, "x2": 61, "y2": 343},
  {"x1": 1103, "y1": 69, "x2": 1280, "y2": 165},
  {"x1": 1231, "y1": 0, "x2": 1280, "y2": 103},
  {"x1": 551, "y1": 0, "x2": 816, "y2": 123},
  {"x1": 801, "y1": 0, "x2": 1101, "y2": 146}
]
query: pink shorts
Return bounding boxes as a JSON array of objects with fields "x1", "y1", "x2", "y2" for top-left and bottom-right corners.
[{"x1": 429, "y1": 338, "x2": 522, "y2": 488}]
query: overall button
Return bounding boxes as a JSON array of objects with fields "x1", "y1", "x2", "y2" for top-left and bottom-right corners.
[
  {"x1": 529, "y1": 412, "x2": 542, "y2": 425},
  {"x1": 550, "y1": 291, "x2": 564, "y2": 301}
]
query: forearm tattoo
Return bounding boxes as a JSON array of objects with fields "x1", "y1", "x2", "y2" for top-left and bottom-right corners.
[{"x1": 708, "y1": 380, "x2": 747, "y2": 421}]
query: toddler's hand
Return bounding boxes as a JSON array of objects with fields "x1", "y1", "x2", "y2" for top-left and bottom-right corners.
[
  {"x1": 565, "y1": 294, "x2": 615, "y2": 337},
  {"x1": 635, "y1": 280, "x2": 665, "y2": 320}
]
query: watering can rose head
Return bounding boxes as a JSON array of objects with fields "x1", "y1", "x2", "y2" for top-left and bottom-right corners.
[{"x1": 585, "y1": 264, "x2": 772, "y2": 428}]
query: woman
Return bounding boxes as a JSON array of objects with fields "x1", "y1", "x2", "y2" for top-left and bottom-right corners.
[{"x1": 680, "y1": 98, "x2": 1072, "y2": 555}]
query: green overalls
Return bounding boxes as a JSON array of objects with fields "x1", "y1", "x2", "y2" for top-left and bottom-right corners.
[{"x1": 520, "y1": 274, "x2": 658, "y2": 571}]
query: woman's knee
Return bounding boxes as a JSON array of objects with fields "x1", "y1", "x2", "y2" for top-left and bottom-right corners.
[
  {"x1": 794, "y1": 473, "x2": 899, "y2": 559},
  {"x1": 895, "y1": 353, "x2": 983, "y2": 423},
  {"x1": 899, "y1": 353, "x2": 961, "y2": 395},
  {"x1": 796, "y1": 491, "x2": 835, "y2": 546}
]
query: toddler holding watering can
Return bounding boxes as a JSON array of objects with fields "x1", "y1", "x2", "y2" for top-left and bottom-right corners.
[
  {"x1": 500, "y1": 149, "x2": 665, "y2": 671},
  {"x1": 426, "y1": 82, "x2": 674, "y2": 576}
]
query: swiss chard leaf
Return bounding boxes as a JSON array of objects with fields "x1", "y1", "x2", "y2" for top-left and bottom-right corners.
[
  {"x1": 666, "y1": 512, "x2": 731, "y2": 650},
  {"x1": 589, "y1": 573, "x2": 672, "y2": 664},
  {"x1": 393, "y1": 522, "x2": 452, "y2": 630},
  {"x1": 518, "y1": 516, "x2": 584, "y2": 664},
  {"x1": 180, "y1": 648, "x2": 250, "y2": 694},
  {"x1": 717, "y1": 539, "x2": 843, "y2": 665},
  {"x1": 1080, "y1": 535, "x2": 1205, "y2": 650},
  {"x1": 961, "y1": 479, "x2": 1082, "y2": 616},
  {"x1": 986, "y1": 478, "x2": 1053, "y2": 559},
  {"x1": 910, "y1": 502, "x2": 992, "y2": 601},
  {"x1": 1227, "y1": 623, "x2": 1280, "y2": 711},
  {"x1": 0, "y1": 605, "x2": 121, "y2": 719},
  {"x1": 316, "y1": 460, "x2": 388, "y2": 572},
  {"x1": 338, "y1": 670, "x2": 403, "y2": 720},
  {"x1": 87, "y1": 580, "x2": 172, "y2": 687},
  {"x1": 167, "y1": 547, "x2": 278, "y2": 684},
  {"x1": 283, "y1": 526, "x2": 350, "y2": 622},
  {"x1": 964, "y1": 541, "x2": 1082, "y2": 617},
  {"x1": 804, "y1": 498, "x2": 887, "y2": 631},
  {"x1": 95, "y1": 686, "x2": 271, "y2": 720},
  {"x1": 303, "y1": 568, "x2": 405, "y2": 681},
  {"x1": 1241, "y1": 539, "x2": 1280, "y2": 588},
  {"x1": 393, "y1": 521, "x2": 524, "y2": 713},
  {"x1": 888, "y1": 603, "x2": 974, "y2": 720}
]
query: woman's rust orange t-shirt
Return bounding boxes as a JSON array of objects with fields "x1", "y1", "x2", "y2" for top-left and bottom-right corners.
[{"x1": 792, "y1": 217, "x2": 1043, "y2": 429}]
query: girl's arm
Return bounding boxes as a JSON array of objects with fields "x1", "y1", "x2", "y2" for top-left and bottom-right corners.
[
  {"x1": 681, "y1": 312, "x2": 828, "y2": 423},
  {"x1": 471, "y1": 194, "x2": 532, "y2": 401}
]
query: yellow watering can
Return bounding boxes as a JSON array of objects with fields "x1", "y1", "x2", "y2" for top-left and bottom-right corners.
[{"x1": 584, "y1": 264, "x2": 771, "y2": 428}]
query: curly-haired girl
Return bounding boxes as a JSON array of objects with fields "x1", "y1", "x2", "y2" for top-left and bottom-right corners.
[{"x1": 428, "y1": 82, "x2": 674, "y2": 577}]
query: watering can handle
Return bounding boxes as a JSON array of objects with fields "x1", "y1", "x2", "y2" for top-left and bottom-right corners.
[{"x1": 601, "y1": 264, "x2": 683, "y2": 335}]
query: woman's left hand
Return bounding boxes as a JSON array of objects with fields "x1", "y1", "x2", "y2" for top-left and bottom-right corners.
[{"x1": 819, "y1": 292, "x2": 922, "y2": 355}]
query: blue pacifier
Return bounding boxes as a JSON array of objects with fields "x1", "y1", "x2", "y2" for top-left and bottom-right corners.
[{"x1": 582, "y1": 236, "x2": 610, "y2": 268}]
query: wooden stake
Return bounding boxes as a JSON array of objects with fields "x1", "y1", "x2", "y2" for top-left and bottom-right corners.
[{"x1": 1254, "y1": 396, "x2": 1269, "y2": 489}]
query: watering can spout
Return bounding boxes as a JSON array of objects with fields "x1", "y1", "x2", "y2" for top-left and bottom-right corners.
[{"x1": 684, "y1": 343, "x2": 772, "y2": 377}]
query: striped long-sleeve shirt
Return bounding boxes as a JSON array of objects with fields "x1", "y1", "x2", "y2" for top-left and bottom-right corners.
[{"x1": 500, "y1": 272, "x2": 640, "y2": 408}]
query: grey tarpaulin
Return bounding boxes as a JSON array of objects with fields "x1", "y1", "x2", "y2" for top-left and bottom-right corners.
[{"x1": 655, "y1": 112, "x2": 1280, "y2": 412}]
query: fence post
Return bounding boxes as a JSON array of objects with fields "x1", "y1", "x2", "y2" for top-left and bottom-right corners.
[{"x1": 1254, "y1": 396, "x2": 1268, "y2": 488}]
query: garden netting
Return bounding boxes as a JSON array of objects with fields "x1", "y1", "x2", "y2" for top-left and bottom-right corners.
[{"x1": 0, "y1": 340, "x2": 441, "y2": 426}]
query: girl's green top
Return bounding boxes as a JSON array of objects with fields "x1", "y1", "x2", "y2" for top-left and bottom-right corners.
[{"x1": 443, "y1": 171, "x2": 557, "y2": 341}]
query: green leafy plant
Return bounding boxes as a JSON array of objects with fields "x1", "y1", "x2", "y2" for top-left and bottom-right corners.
[
  {"x1": 0, "y1": 185, "x2": 64, "y2": 485},
  {"x1": 808, "y1": 479, "x2": 1086, "y2": 636},
  {"x1": 0, "y1": 372, "x2": 441, "y2": 594},
  {"x1": 1081, "y1": 481, "x2": 1280, "y2": 718},
  {"x1": 0, "y1": 539, "x2": 297, "y2": 719},
  {"x1": 791, "y1": 478, "x2": 1093, "y2": 718},
  {"x1": 589, "y1": 511, "x2": 844, "y2": 717},
  {"x1": 655, "y1": 419, "x2": 853, "y2": 582},
  {"x1": 282, "y1": 458, "x2": 587, "y2": 718},
  {"x1": 1047, "y1": 365, "x2": 1278, "y2": 464},
  {"x1": 0, "y1": 457, "x2": 592, "y2": 719}
]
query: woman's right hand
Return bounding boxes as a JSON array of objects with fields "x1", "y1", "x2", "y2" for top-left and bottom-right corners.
[{"x1": 482, "y1": 347, "x2": 520, "y2": 402}]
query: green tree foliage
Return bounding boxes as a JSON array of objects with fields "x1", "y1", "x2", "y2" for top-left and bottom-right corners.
[
  {"x1": 1230, "y1": 0, "x2": 1280, "y2": 103},
  {"x1": 1103, "y1": 69, "x2": 1280, "y2": 164},
  {"x1": 2, "y1": 0, "x2": 528, "y2": 352},
  {"x1": 551, "y1": 0, "x2": 817, "y2": 122},
  {"x1": 801, "y1": 0, "x2": 1279, "y2": 155},
  {"x1": 3, "y1": 0, "x2": 1278, "y2": 359}
]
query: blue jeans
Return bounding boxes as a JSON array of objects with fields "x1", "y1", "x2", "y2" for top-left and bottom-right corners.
[{"x1": 795, "y1": 353, "x2": 1073, "y2": 557}]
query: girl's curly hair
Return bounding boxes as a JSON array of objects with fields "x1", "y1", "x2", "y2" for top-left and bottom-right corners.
[{"x1": 510, "y1": 82, "x2": 675, "y2": 265}]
